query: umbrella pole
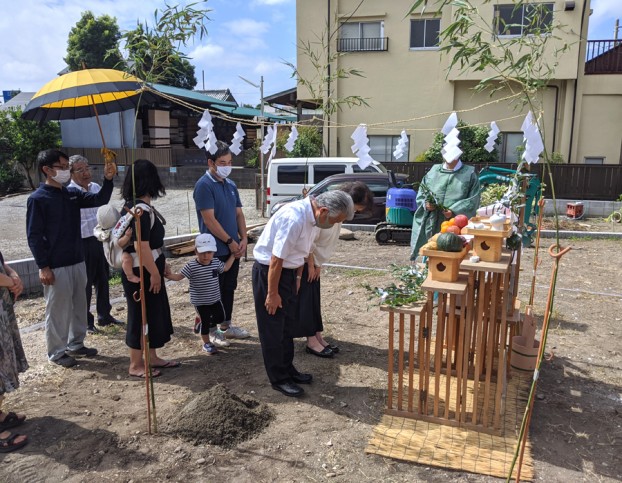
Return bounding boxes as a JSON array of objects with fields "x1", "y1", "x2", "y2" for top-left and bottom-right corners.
[{"x1": 132, "y1": 207, "x2": 157, "y2": 434}]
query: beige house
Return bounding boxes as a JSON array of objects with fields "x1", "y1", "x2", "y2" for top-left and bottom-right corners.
[{"x1": 295, "y1": 0, "x2": 622, "y2": 164}]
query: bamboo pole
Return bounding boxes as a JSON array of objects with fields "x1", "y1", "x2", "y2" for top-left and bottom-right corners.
[{"x1": 131, "y1": 205, "x2": 158, "y2": 434}]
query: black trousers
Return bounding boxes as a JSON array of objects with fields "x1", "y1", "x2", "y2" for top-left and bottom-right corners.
[
  {"x1": 218, "y1": 255, "x2": 239, "y2": 324},
  {"x1": 252, "y1": 261, "x2": 298, "y2": 384},
  {"x1": 82, "y1": 236, "x2": 112, "y2": 326},
  {"x1": 290, "y1": 263, "x2": 323, "y2": 338},
  {"x1": 196, "y1": 302, "x2": 225, "y2": 335}
]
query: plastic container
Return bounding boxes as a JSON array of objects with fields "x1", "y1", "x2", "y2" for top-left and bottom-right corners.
[
  {"x1": 386, "y1": 207, "x2": 414, "y2": 226},
  {"x1": 386, "y1": 187, "x2": 417, "y2": 211}
]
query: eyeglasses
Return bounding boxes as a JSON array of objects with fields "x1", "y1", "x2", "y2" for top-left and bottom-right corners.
[
  {"x1": 73, "y1": 166, "x2": 91, "y2": 174},
  {"x1": 51, "y1": 164, "x2": 70, "y2": 170}
]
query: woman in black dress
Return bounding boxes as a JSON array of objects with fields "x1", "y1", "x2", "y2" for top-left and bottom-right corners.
[{"x1": 120, "y1": 159, "x2": 178, "y2": 378}]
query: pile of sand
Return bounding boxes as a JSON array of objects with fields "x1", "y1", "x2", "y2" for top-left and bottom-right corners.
[{"x1": 163, "y1": 384, "x2": 274, "y2": 447}]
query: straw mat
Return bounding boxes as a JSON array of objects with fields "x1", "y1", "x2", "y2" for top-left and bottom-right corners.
[{"x1": 365, "y1": 371, "x2": 534, "y2": 480}]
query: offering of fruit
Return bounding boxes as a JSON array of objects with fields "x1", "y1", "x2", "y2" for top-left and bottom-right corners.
[
  {"x1": 436, "y1": 233, "x2": 465, "y2": 252},
  {"x1": 454, "y1": 214, "x2": 468, "y2": 229},
  {"x1": 446, "y1": 225, "x2": 461, "y2": 235}
]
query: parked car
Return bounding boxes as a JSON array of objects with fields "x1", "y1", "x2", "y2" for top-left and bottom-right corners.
[
  {"x1": 269, "y1": 172, "x2": 410, "y2": 224},
  {"x1": 266, "y1": 157, "x2": 387, "y2": 207}
]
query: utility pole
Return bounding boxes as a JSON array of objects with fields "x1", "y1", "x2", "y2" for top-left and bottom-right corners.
[{"x1": 239, "y1": 75, "x2": 266, "y2": 216}]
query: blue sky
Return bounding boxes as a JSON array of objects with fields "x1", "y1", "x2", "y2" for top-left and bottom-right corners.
[{"x1": 0, "y1": 0, "x2": 619, "y2": 106}]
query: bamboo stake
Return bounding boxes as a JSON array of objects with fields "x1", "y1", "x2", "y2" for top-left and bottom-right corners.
[
  {"x1": 511, "y1": 244, "x2": 571, "y2": 482},
  {"x1": 131, "y1": 205, "x2": 158, "y2": 434}
]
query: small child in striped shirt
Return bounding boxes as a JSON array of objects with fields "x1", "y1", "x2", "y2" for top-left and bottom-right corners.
[{"x1": 165, "y1": 234, "x2": 234, "y2": 354}]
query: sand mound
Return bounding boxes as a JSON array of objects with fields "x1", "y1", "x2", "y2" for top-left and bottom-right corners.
[{"x1": 163, "y1": 384, "x2": 274, "y2": 447}]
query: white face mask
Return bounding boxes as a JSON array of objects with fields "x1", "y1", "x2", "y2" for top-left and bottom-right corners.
[
  {"x1": 52, "y1": 168, "x2": 71, "y2": 184},
  {"x1": 216, "y1": 165, "x2": 232, "y2": 178}
]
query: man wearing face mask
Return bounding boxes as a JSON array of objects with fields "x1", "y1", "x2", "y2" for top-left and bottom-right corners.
[
  {"x1": 193, "y1": 140, "x2": 250, "y2": 348},
  {"x1": 252, "y1": 190, "x2": 354, "y2": 397},
  {"x1": 26, "y1": 149, "x2": 116, "y2": 368}
]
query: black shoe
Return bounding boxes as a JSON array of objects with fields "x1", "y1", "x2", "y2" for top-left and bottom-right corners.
[
  {"x1": 98, "y1": 317, "x2": 124, "y2": 327},
  {"x1": 306, "y1": 346, "x2": 334, "y2": 358},
  {"x1": 290, "y1": 370, "x2": 313, "y2": 384},
  {"x1": 87, "y1": 326, "x2": 99, "y2": 335},
  {"x1": 271, "y1": 381, "x2": 304, "y2": 397},
  {"x1": 66, "y1": 346, "x2": 98, "y2": 358},
  {"x1": 52, "y1": 354, "x2": 77, "y2": 368},
  {"x1": 326, "y1": 343, "x2": 340, "y2": 354}
]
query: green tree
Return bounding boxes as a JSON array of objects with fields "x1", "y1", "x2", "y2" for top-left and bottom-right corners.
[
  {"x1": 65, "y1": 11, "x2": 125, "y2": 71},
  {"x1": 288, "y1": 126, "x2": 323, "y2": 158},
  {"x1": 122, "y1": 3, "x2": 210, "y2": 88},
  {"x1": 0, "y1": 107, "x2": 61, "y2": 189},
  {"x1": 424, "y1": 121, "x2": 498, "y2": 164}
]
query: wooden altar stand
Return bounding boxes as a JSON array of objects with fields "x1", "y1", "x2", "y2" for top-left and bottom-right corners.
[{"x1": 382, "y1": 252, "x2": 521, "y2": 435}]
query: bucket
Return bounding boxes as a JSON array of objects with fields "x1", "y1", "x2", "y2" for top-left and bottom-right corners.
[{"x1": 510, "y1": 335, "x2": 540, "y2": 372}]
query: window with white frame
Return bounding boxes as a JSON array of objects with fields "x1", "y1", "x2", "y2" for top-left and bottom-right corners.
[
  {"x1": 494, "y1": 3, "x2": 553, "y2": 36},
  {"x1": 410, "y1": 18, "x2": 440, "y2": 49},
  {"x1": 499, "y1": 132, "x2": 523, "y2": 163},
  {"x1": 368, "y1": 135, "x2": 410, "y2": 162},
  {"x1": 584, "y1": 157, "x2": 604, "y2": 165},
  {"x1": 339, "y1": 21, "x2": 386, "y2": 52}
]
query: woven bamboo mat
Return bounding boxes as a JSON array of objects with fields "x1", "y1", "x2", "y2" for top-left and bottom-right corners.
[{"x1": 365, "y1": 372, "x2": 534, "y2": 480}]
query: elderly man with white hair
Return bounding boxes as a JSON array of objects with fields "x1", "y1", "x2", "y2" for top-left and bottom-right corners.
[
  {"x1": 68, "y1": 155, "x2": 123, "y2": 333},
  {"x1": 252, "y1": 190, "x2": 354, "y2": 398}
]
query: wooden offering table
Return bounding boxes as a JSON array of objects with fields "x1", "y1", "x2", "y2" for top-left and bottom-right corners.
[
  {"x1": 460, "y1": 250, "x2": 513, "y2": 431},
  {"x1": 381, "y1": 259, "x2": 517, "y2": 435}
]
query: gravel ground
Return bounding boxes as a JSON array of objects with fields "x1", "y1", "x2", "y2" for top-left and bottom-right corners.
[{"x1": 0, "y1": 188, "x2": 265, "y2": 261}]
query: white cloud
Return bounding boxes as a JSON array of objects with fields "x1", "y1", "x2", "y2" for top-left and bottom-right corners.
[
  {"x1": 225, "y1": 19, "x2": 270, "y2": 37},
  {"x1": 253, "y1": 0, "x2": 292, "y2": 5}
]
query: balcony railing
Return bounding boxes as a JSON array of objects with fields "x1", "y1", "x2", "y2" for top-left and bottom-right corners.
[
  {"x1": 337, "y1": 37, "x2": 389, "y2": 52},
  {"x1": 585, "y1": 40, "x2": 622, "y2": 74}
]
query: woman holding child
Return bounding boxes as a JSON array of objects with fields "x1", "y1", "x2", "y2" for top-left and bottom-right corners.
[{"x1": 120, "y1": 159, "x2": 178, "y2": 378}]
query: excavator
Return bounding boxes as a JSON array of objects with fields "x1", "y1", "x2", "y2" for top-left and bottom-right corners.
[{"x1": 374, "y1": 166, "x2": 542, "y2": 247}]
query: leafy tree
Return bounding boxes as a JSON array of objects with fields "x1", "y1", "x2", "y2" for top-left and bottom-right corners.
[
  {"x1": 288, "y1": 126, "x2": 323, "y2": 158},
  {"x1": 424, "y1": 121, "x2": 498, "y2": 164},
  {"x1": 65, "y1": 11, "x2": 125, "y2": 71},
  {"x1": 0, "y1": 108, "x2": 61, "y2": 189},
  {"x1": 122, "y1": 3, "x2": 210, "y2": 88}
]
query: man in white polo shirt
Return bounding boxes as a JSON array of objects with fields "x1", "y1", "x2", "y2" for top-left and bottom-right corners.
[{"x1": 252, "y1": 191, "x2": 354, "y2": 397}]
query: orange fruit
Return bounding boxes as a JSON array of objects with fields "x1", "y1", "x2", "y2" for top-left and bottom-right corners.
[
  {"x1": 440, "y1": 221, "x2": 451, "y2": 233},
  {"x1": 446, "y1": 225, "x2": 461, "y2": 235},
  {"x1": 448, "y1": 218, "x2": 456, "y2": 226}
]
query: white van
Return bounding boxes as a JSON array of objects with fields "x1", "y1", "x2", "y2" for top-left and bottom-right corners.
[{"x1": 266, "y1": 157, "x2": 386, "y2": 207}]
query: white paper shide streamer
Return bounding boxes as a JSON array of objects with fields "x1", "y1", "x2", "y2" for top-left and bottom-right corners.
[
  {"x1": 193, "y1": 110, "x2": 218, "y2": 154},
  {"x1": 484, "y1": 121, "x2": 500, "y2": 153},
  {"x1": 350, "y1": 124, "x2": 374, "y2": 169},
  {"x1": 521, "y1": 111, "x2": 544, "y2": 164},
  {"x1": 392, "y1": 130, "x2": 409, "y2": 160},
  {"x1": 229, "y1": 122, "x2": 246, "y2": 155},
  {"x1": 284, "y1": 126, "x2": 299, "y2": 152},
  {"x1": 441, "y1": 112, "x2": 462, "y2": 163}
]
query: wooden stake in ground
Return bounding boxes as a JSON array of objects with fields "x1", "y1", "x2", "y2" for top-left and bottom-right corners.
[
  {"x1": 131, "y1": 205, "x2": 158, "y2": 434},
  {"x1": 511, "y1": 244, "x2": 571, "y2": 482}
]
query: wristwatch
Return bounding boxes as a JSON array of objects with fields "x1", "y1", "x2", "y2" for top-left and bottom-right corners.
[{"x1": 225, "y1": 237, "x2": 233, "y2": 245}]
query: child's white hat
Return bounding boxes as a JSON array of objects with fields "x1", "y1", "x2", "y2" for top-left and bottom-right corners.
[
  {"x1": 195, "y1": 233, "x2": 217, "y2": 253},
  {"x1": 97, "y1": 204, "x2": 120, "y2": 229}
]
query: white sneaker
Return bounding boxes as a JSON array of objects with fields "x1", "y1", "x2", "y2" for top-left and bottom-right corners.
[
  {"x1": 209, "y1": 329, "x2": 231, "y2": 347},
  {"x1": 222, "y1": 325, "x2": 250, "y2": 339}
]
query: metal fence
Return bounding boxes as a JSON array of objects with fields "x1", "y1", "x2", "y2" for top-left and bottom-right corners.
[
  {"x1": 385, "y1": 162, "x2": 622, "y2": 201},
  {"x1": 585, "y1": 40, "x2": 622, "y2": 74}
]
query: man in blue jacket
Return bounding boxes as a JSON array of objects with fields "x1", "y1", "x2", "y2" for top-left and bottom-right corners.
[{"x1": 27, "y1": 149, "x2": 116, "y2": 368}]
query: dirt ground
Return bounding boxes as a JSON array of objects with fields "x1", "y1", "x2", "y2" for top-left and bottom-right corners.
[{"x1": 1, "y1": 228, "x2": 621, "y2": 482}]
